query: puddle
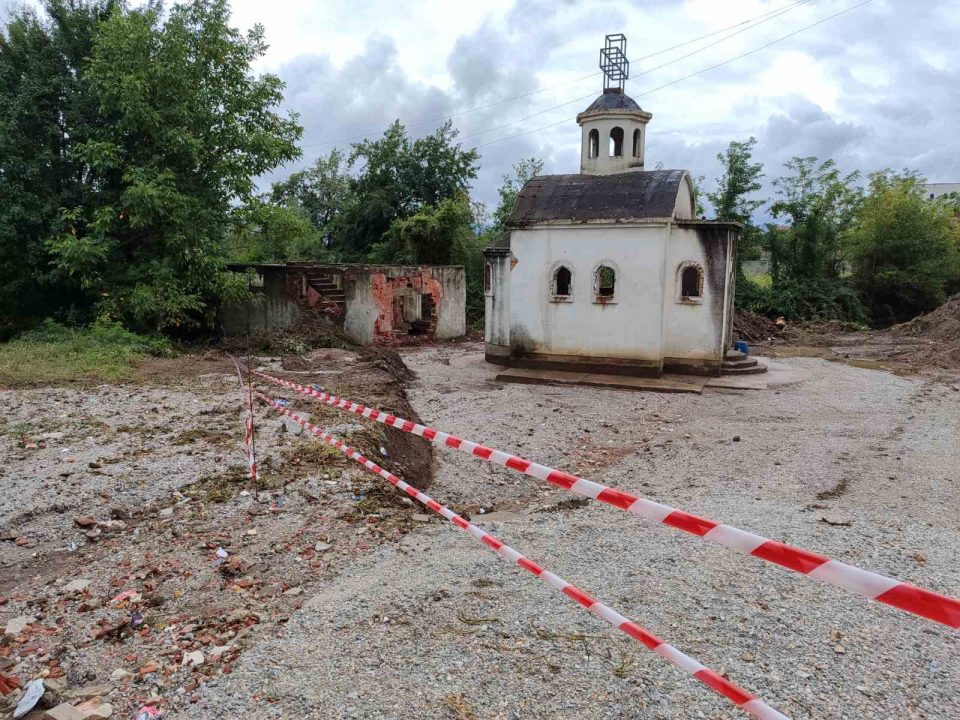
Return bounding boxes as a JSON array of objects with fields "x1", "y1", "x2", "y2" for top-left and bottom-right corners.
[{"x1": 767, "y1": 345, "x2": 912, "y2": 376}]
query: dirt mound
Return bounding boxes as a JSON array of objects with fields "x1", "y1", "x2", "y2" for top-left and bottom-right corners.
[
  {"x1": 733, "y1": 310, "x2": 779, "y2": 344},
  {"x1": 891, "y1": 294, "x2": 960, "y2": 342}
]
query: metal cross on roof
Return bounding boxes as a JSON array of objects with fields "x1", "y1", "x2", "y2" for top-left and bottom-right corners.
[{"x1": 599, "y1": 34, "x2": 629, "y2": 91}]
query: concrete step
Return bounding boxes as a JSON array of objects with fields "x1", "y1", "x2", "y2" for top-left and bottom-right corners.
[
  {"x1": 721, "y1": 364, "x2": 768, "y2": 376},
  {"x1": 723, "y1": 358, "x2": 759, "y2": 370},
  {"x1": 725, "y1": 349, "x2": 748, "y2": 361}
]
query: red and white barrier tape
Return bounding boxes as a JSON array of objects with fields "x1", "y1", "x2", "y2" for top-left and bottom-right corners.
[
  {"x1": 253, "y1": 370, "x2": 960, "y2": 630},
  {"x1": 254, "y1": 391, "x2": 790, "y2": 720}
]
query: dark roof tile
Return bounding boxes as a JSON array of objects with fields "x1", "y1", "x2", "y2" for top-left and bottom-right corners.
[{"x1": 507, "y1": 170, "x2": 686, "y2": 226}]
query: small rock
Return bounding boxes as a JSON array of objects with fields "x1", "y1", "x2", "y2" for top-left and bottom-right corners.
[
  {"x1": 732, "y1": 435, "x2": 741, "y2": 442},
  {"x1": 43, "y1": 703, "x2": 85, "y2": 720},
  {"x1": 63, "y1": 579, "x2": 91, "y2": 594},
  {"x1": 5, "y1": 615, "x2": 36, "y2": 636},
  {"x1": 109, "y1": 669, "x2": 131, "y2": 682},
  {"x1": 157, "y1": 507, "x2": 174, "y2": 518},
  {"x1": 741, "y1": 652, "x2": 754, "y2": 662},
  {"x1": 182, "y1": 651, "x2": 204, "y2": 668},
  {"x1": 314, "y1": 542, "x2": 332, "y2": 552},
  {"x1": 283, "y1": 587, "x2": 303, "y2": 597},
  {"x1": 834, "y1": 644, "x2": 846, "y2": 654},
  {"x1": 73, "y1": 517, "x2": 97, "y2": 529},
  {"x1": 411, "y1": 513, "x2": 432, "y2": 522},
  {"x1": 96, "y1": 520, "x2": 126, "y2": 532},
  {"x1": 75, "y1": 701, "x2": 113, "y2": 720}
]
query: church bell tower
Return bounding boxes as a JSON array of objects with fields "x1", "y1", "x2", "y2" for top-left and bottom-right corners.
[{"x1": 576, "y1": 34, "x2": 653, "y2": 176}]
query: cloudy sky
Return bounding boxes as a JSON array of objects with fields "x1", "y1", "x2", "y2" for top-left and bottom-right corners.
[{"x1": 4, "y1": 0, "x2": 959, "y2": 212}]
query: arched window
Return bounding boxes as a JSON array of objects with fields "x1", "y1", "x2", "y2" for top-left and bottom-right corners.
[
  {"x1": 552, "y1": 265, "x2": 572, "y2": 298},
  {"x1": 593, "y1": 264, "x2": 616, "y2": 303},
  {"x1": 483, "y1": 262, "x2": 492, "y2": 294},
  {"x1": 609, "y1": 127, "x2": 624, "y2": 157},
  {"x1": 677, "y1": 262, "x2": 704, "y2": 303},
  {"x1": 588, "y1": 129, "x2": 599, "y2": 159},
  {"x1": 632, "y1": 129, "x2": 642, "y2": 157}
]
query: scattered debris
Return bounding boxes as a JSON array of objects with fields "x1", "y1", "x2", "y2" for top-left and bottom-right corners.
[{"x1": 13, "y1": 678, "x2": 44, "y2": 717}]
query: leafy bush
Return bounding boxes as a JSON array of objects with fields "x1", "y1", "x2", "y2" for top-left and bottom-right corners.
[
  {"x1": 846, "y1": 172, "x2": 960, "y2": 326},
  {"x1": 738, "y1": 277, "x2": 867, "y2": 323}
]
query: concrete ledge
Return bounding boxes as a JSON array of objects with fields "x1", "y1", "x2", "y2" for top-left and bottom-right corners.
[
  {"x1": 663, "y1": 356, "x2": 723, "y2": 377},
  {"x1": 496, "y1": 368, "x2": 707, "y2": 394},
  {"x1": 490, "y1": 351, "x2": 662, "y2": 378}
]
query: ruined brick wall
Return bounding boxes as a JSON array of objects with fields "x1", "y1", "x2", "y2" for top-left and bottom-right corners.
[{"x1": 221, "y1": 263, "x2": 465, "y2": 343}]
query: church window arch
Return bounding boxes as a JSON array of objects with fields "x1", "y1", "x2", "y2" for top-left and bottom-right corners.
[
  {"x1": 592, "y1": 262, "x2": 618, "y2": 304},
  {"x1": 588, "y1": 129, "x2": 599, "y2": 159},
  {"x1": 609, "y1": 127, "x2": 624, "y2": 157},
  {"x1": 549, "y1": 264, "x2": 573, "y2": 301},
  {"x1": 632, "y1": 128, "x2": 642, "y2": 157},
  {"x1": 676, "y1": 262, "x2": 704, "y2": 303}
]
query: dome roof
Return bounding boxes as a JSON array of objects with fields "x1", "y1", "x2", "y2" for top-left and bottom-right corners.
[{"x1": 581, "y1": 89, "x2": 643, "y2": 114}]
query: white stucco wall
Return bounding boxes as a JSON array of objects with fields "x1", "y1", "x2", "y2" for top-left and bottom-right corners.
[
  {"x1": 497, "y1": 220, "x2": 732, "y2": 369},
  {"x1": 507, "y1": 224, "x2": 670, "y2": 361},
  {"x1": 661, "y1": 226, "x2": 733, "y2": 362},
  {"x1": 579, "y1": 114, "x2": 649, "y2": 175}
]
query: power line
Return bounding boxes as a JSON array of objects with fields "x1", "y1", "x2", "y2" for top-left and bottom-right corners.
[
  {"x1": 472, "y1": 0, "x2": 875, "y2": 150},
  {"x1": 299, "y1": 0, "x2": 812, "y2": 150},
  {"x1": 457, "y1": 0, "x2": 813, "y2": 143}
]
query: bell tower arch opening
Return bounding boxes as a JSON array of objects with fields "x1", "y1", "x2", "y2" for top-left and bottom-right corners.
[{"x1": 577, "y1": 34, "x2": 652, "y2": 176}]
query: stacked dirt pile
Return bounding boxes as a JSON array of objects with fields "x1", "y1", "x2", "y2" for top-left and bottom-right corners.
[
  {"x1": 890, "y1": 294, "x2": 960, "y2": 370},
  {"x1": 733, "y1": 310, "x2": 780, "y2": 345}
]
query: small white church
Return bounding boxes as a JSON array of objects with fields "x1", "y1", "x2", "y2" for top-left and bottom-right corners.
[{"x1": 483, "y1": 35, "x2": 744, "y2": 378}]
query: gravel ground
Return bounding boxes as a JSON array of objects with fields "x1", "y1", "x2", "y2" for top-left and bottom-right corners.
[
  {"x1": 0, "y1": 350, "x2": 434, "y2": 719},
  {"x1": 144, "y1": 346, "x2": 958, "y2": 718}
]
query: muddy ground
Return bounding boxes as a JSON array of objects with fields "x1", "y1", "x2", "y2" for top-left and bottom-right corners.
[
  {"x1": 2, "y1": 335, "x2": 959, "y2": 720},
  {"x1": 0, "y1": 347, "x2": 432, "y2": 720}
]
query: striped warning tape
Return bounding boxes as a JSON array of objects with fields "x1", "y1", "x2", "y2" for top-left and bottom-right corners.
[
  {"x1": 253, "y1": 370, "x2": 960, "y2": 630},
  {"x1": 253, "y1": 390, "x2": 790, "y2": 720}
]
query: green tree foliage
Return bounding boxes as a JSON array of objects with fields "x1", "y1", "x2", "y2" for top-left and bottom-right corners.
[
  {"x1": 335, "y1": 120, "x2": 478, "y2": 259},
  {"x1": 0, "y1": 0, "x2": 117, "y2": 336},
  {"x1": 769, "y1": 157, "x2": 862, "y2": 281},
  {"x1": 383, "y1": 195, "x2": 474, "y2": 266},
  {"x1": 706, "y1": 138, "x2": 764, "y2": 268},
  {"x1": 269, "y1": 149, "x2": 348, "y2": 243},
  {"x1": 229, "y1": 199, "x2": 329, "y2": 263},
  {"x1": 491, "y1": 157, "x2": 543, "y2": 231},
  {"x1": 846, "y1": 172, "x2": 960, "y2": 325},
  {"x1": 740, "y1": 157, "x2": 867, "y2": 322},
  {"x1": 1, "y1": 0, "x2": 301, "y2": 334}
]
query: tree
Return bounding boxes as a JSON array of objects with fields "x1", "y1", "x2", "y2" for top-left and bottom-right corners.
[
  {"x1": 846, "y1": 172, "x2": 960, "y2": 325},
  {"x1": 383, "y1": 194, "x2": 474, "y2": 266},
  {"x1": 491, "y1": 157, "x2": 543, "y2": 231},
  {"x1": 3, "y1": 0, "x2": 302, "y2": 333},
  {"x1": 335, "y1": 120, "x2": 479, "y2": 259},
  {"x1": 0, "y1": 0, "x2": 118, "y2": 336},
  {"x1": 706, "y1": 138, "x2": 764, "y2": 272},
  {"x1": 769, "y1": 157, "x2": 862, "y2": 282},
  {"x1": 229, "y1": 199, "x2": 329, "y2": 263},
  {"x1": 270, "y1": 149, "x2": 348, "y2": 244}
]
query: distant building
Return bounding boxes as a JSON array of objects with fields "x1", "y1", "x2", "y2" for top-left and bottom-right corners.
[{"x1": 924, "y1": 183, "x2": 960, "y2": 200}]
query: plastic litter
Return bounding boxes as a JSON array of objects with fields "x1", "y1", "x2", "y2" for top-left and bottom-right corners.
[
  {"x1": 379, "y1": 445, "x2": 388, "y2": 457},
  {"x1": 274, "y1": 398, "x2": 290, "y2": 407},
  {"x1": 13, "y1": 679, "x2": 44, "y2": 719},
  {"x1": 135, "y1": 706, "x2": 162, "y2": 720}
]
